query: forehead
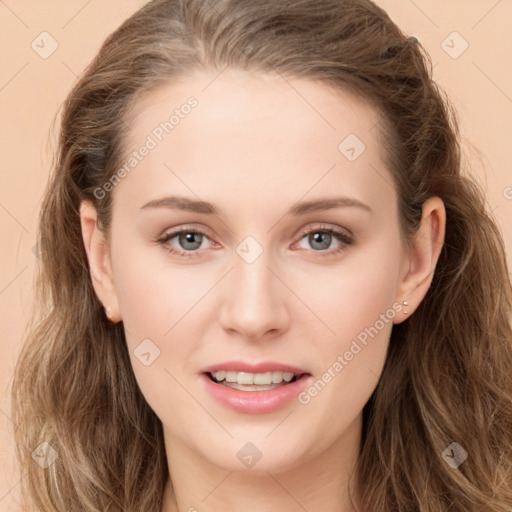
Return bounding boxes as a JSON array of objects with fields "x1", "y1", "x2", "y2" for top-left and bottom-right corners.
[
  {"x1": 124, "y1": 68, "x2": 383, "y2": 152},
  {"x1": 114, "y1": 69, "x2": 395, "y2": 215}
]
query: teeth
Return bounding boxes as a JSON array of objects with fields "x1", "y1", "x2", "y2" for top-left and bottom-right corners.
[
  {"x1": 210, "y1": 370, "x2": 298, "y2": 385},
  {"x1": 283, "y1": 372, "x2": 295, "y2": 382},
  {"x1": 225, "y1": 371, "x2": 237, "y2": 383},
  {"x1": 215, "y1": 370, "x2": 226, "y2": 381}
]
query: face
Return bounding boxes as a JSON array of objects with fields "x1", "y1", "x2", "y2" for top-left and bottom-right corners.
[{"x1": 92, "y1": 69, "x2": 414, "y2": 474}]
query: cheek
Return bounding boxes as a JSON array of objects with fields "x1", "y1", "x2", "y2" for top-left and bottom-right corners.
[
  {"x1": 111, "y1": 236, "x2": 213, "y2": 340},
  {"x1": 110, "y1": 243, "x2": 216, "y2": 426},
  {"x1": 292, "y1": 238, "x2": 401, "y2": 422},
  {"x1": 117, "y1": 269, "x2": 200, "y2": 437},
  {"x1": 292, "y1": 236, "x2": 402, "y2": 350}
]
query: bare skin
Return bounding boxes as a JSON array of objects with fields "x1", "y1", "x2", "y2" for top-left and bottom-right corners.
[{"x1": 80, "y1": 69, "x2": 445, "y2": 512}]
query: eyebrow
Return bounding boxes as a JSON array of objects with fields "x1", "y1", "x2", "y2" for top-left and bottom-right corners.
[{"x1": 140, "y1": 195, "x2": 373, "y2": 216}]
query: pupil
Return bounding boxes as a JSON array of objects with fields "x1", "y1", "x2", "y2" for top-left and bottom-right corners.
[
  {"x1": 310, "y1": 232, "x2": 331, "y2": 250},
  {"x1": 180, "y1": 232, "x2": 202, "y2": 250}
]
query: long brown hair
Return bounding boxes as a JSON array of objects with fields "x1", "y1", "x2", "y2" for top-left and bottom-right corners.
[{"x1": 12, "y1": 0, "x2": 512, "y2": 510}]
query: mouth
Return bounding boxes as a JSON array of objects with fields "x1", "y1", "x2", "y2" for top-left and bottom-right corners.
[
  {"x1": 206, "y1": 370, "x2": 306, "y2": 391},
  {"x1": 200, "y1": 361, "x2": 312, "y2": 413}
]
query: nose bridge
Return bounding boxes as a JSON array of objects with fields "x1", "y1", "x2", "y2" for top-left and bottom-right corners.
[{"x1": 219, "y1": 238, "x2": 289, "y2": 339}]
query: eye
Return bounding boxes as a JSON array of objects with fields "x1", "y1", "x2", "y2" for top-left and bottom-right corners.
[
  {"x1": 156, "y1": 228, "x2": 216, "y2": 258},
  {"x1": 294, "y1": 225, "x2": 353, "y2": 256},
  {"x1": 155, "y1": 224, "x2": 353, "y2": 259}
]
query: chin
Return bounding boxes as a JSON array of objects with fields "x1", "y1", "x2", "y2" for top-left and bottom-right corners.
[{"x1": 194, "y1": 435, "x2": 315, "y2": 476}]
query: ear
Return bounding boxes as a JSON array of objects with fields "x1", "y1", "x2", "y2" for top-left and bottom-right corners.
[
  {"x1": 79, "y1": 200, "x2": 121, "y2": 323},
  {"x1": 393, "y1": 196, "x2": 446, "y2": 324}
]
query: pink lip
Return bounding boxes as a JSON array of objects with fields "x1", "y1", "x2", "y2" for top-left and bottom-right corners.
[
  {"x1": 199, "y1": 361, "x2": 312, "y2": 414},
  {"x1": 200, "y1": 361, "x2": 309, "y2": 374}
]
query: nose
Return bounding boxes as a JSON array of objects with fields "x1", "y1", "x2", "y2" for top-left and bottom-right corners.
[{"x1": 218, "y1": 248, "x2": 291, "y2": 341}]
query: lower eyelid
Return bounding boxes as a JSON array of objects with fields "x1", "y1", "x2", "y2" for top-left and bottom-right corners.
[
  {"x1": 162, "y1": 231, "x2": 212, "y2": 249},
  {"x1": 294, "y1": 232, "x2": 351, "y2": 252},
  {"x1": 158, "y1": 227, "x2": 352, "y2": 255}
]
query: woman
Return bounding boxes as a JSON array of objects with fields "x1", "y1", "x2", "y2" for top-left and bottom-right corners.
[{"x1": 11, "y1": 0, "x2": 512, "y2": 510}]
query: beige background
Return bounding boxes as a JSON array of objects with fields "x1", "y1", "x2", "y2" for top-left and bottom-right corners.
[{"x1": 1, "y1": 1, "x2": 511, "y2": 509}]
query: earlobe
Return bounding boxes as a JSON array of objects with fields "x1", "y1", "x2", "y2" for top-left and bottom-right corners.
[
  {"x1": 79, "y1": 200, "x2": 121, "y2": 323},
  {"x1": 393, "y1": 196, "x2": 446, "y2": 324}
]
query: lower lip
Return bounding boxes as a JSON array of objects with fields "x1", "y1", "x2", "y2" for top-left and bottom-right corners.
[{"x1": 201, "y1": 373, "x2": 312, "y2": 414}]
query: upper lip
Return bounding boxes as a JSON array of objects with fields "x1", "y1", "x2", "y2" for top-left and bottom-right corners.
[{"x1": 201, "y1": 361, "x2": 310, "y2": 375}]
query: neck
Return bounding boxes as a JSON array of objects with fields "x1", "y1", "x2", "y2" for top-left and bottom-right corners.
[{"x1": 161, "y1": 415, "x2": 363, "y2": 512}]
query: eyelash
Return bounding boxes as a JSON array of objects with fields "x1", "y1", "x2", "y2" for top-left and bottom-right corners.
[{"x1": 155, "y1": 224, "x2": 353, "y2": 259}]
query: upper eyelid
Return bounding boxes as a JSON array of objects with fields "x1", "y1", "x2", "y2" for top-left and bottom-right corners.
[
  {"x1": 159, "y1": 223, "x2": 352, "y2": 248},
  {"x1": 295, "y1": 223, "x2": 352, "y2": 239}
]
